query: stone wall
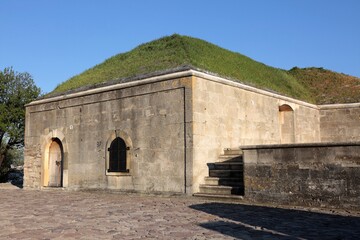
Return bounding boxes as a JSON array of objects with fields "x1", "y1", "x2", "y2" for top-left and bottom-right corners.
[
  {"x1": 242, "y1": 143, "x2": 360, "y2": 210},
  {"x1": 24, "y1": 77, "x2": 193, "y2": 194},
  {"x1": 320, "y1": 104, "x2": 360, "y2": 142},
  {"x1": 191, "y1": 75, "x2": 320, "y2": 193},
  {"x1": 26, "y1": 69, "x2": 360, "y2": 197}
]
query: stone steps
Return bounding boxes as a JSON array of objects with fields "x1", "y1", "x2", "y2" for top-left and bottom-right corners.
[
  {"x1": 207, "y1": 162, "x2": 243, "y2": 170},
  {"x1": 218, "y1": 155, "x2": 243, "y2": 162},
  {"x1": 194, "y1": 148, "x2": 245, "y2": 200},
  {"x1": 223, "y1": 148, "x2": 243, "y2": 155},
  {"x1": 209, "y1": 169, "x2": 243, "y2": 178},
  {"x1": 204, "y1": 177, "x2": 244, "y2": 187},
  {"x1": 193, "y1": 193, "x2": 244, "y2": 201},
  {"x1": 199, "y1": 184, "x2": 244, "y2": 195}
]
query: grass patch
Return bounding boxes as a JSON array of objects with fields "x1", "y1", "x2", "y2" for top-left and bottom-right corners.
[{"x1": 288, "y1": 67, "x2": 360, "y2": 104}]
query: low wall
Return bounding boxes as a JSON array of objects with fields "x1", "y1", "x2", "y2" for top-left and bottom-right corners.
[{"x1": 242, "y1": 143, "x2": 360, "y2": 210}]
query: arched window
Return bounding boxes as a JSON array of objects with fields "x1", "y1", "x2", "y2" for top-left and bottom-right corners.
[{"x1": 108, "y1": 137, "x2": 128, "y2": 172}]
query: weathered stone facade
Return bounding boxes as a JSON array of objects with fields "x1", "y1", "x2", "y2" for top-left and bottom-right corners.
[
  {"x1": 191, "y1": 74, "x2": 321, "y2": 192},
  {"x1": 25, "y1": 75, "x2": 193, "y2": 193},
  {"x1": 242, "y1": 143, "x2": 360, "y2": 209},
  {"x1": 320, "y1": 104, "x2": 360, "y2": 142},
  {"x1": 24, "y1": 69, "x2": 360, "y2": 208}
]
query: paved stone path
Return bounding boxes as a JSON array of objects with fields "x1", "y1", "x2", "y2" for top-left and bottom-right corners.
[{"x1": 0, "y1": 187, "x2": 359, "y2": 239}]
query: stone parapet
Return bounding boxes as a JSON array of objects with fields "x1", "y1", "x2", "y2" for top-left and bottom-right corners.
[{"x1": 242, "y1": 143, "x2": 360, "y2": 210}]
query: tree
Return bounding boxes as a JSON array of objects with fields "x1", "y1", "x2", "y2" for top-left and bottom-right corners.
[{"x1": 0, "y1": 67, "x2": 41, "y2": 177}]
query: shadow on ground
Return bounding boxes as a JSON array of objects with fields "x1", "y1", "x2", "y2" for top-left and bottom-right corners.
[
  {"x1": 190, "y1": 202, "x2": 360, "y2": 239},
  {"x1": 0, "y1": 168, "x2": 23, "y2": 189}
]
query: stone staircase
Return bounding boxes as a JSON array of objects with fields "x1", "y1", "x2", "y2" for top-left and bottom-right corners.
[{"x1": 194, "y1": 148, "x2": 244, "y2": 200}]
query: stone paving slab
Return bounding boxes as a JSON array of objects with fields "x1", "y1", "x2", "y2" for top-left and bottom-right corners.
[{"x1": 0, "y1": 188, "x2": 359, "y2": 239}]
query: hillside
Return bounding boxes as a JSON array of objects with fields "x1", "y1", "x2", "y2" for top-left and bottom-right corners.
[
  {"x1": 51, "y1": 34, "x2": 360, "y2": 104},
  {"x1": 288, "y1": 67, "x2": 360, "y2": 104}
]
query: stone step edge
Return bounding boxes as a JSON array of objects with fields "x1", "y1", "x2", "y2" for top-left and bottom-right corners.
[
  {"x1": 199, "y1": 184, "x2": 243, "y2": 190},
  {"x1": 205, "y1": 176, "x2": 242, "y2": 182},
  {"x1": 218, "y1": 156, "x2": 243, "y2": 162},
  {"x1": 208, "y1": 162, "x2": 244, "y2": 165},
  {"x1": 204, "y1": 177, "x2": 244, "y2": 182},
  {"x1": 223, "y1": 148, "x2": 243, "y2": 155},
  {"x1": 193, "y1": 193, "x2": 244, "y2": 200},
  {"x1": 209, "y1": 169, "x2": 243, "y2": 173},
  {"x1": 219, "y1": 154, "x2": 243, "y2": 158}
]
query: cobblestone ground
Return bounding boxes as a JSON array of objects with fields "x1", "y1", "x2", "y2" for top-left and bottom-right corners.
[{"x1": 0, "y1": 186, "x2": 359, "y2": 239}]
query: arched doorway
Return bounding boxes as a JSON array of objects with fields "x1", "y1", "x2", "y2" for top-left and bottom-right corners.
[
  {"x1": 279, "y1": 104, "x2": 295, "y2": 143},
  {"x1": 47, "y1": 138, "x2": 63, "y2": 187}
]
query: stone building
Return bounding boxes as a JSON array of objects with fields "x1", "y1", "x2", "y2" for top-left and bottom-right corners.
[{"x1": 24, "y1": 36, "x2": 360, "y2": 209}]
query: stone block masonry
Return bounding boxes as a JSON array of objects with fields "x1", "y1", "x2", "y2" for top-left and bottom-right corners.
[
  {"x1": 320, "y1": 104, "x2": 360, "y2": 142},
  {"x1": 24, "y1": 76, "x2": 194, "y2": 194},
  {"x1": 24, "y1": 69, "x2": 360, "y2": 199},
  {"x1": 242, "y1": 143, "x2": 360, "y2": 210}
]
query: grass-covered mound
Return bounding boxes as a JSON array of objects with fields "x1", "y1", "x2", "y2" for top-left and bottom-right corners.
[
  {"x1": 52, "y1": 34, "x2": 360, "y2": 104},
  {"x1": 52, "y1": 34, "x2": 313, "y2": 102},
  {"x1": 288, "y1": 67, "x2": 360, "y2": 104}
]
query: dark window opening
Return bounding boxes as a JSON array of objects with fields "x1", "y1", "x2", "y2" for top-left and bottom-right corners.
[{"x1": 108, "y1": 137, "x2": 129, "y2": 173}]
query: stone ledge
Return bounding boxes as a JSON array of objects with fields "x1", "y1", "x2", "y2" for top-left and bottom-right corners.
[{"x1": 240, "y1": 141, "x2": 360, "y2": 150}]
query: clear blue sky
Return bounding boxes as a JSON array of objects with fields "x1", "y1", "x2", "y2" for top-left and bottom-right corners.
[{"x1": 1, "y1": 0, "x2": 359, "y2": 94}]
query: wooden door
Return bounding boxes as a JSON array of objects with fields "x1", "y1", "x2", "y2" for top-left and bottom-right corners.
[{"x1": 48, "y1": 140, "x2": 62, "y2": 187}]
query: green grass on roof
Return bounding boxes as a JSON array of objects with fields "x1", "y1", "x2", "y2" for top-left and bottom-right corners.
[
  {"x1": 52, "y1": 34, "x2": 360, "y2": 104},
  {"x1": 288, "y1": 67, "x2": 360, "y2": 104},
  {"x1": 52, "y1": 34, "x2": 313, "y2": 102}
]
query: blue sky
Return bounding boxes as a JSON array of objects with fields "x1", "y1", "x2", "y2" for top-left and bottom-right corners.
[{"x1": 1, "y1": 0, "x2": 359, "y2": 94}]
